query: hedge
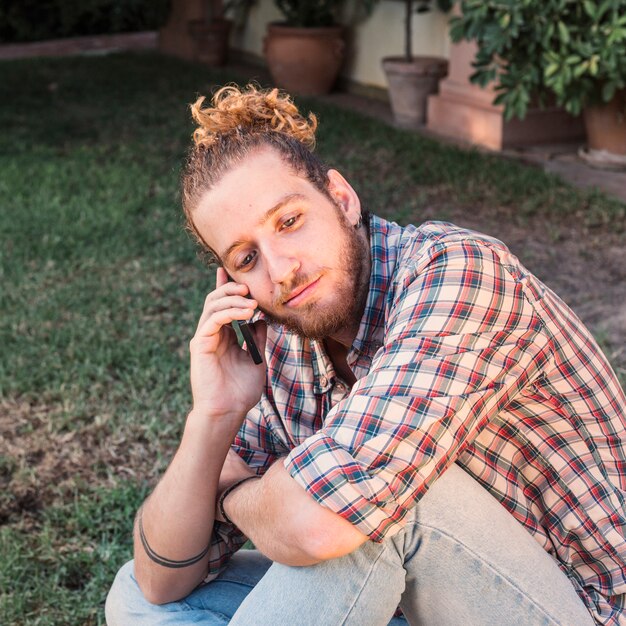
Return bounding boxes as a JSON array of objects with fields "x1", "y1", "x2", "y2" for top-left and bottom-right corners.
[{"x1": 0, "y1": 0, "x2": 171, "y2": 44}]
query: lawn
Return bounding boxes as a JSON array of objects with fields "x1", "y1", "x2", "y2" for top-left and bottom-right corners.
[{"x1": 0, "y1": 51, "x2": 624, "y2": 625}]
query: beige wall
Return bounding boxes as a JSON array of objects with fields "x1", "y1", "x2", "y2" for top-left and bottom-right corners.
[
  {"x1": 230, "y1": 0, "x2": 281, "y2": 60},
  {"x1": 230, "y1": 0, "x2": 450, "y2": 90}
]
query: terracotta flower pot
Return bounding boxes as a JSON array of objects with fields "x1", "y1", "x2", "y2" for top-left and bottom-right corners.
[
  {"x1": 382, "y1": 56, "x2": 449, "y2": 127},
  {"x1": 583, "y1": 89, "x2": 626, "y2": 163},
  {"x1": 188, "y1": 18, "x2": 232, "y2": 66},
  {"x1": 263, "y1": 23, "x2": 344, "y2": 96}
]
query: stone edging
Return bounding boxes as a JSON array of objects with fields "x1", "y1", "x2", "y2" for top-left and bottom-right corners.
[{"x1": 0, "y1": 31, "x2": 158, "y2": 61}]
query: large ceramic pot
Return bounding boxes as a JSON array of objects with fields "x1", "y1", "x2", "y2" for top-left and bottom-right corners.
[
  {"x1": 188, "y1": 18, "x2": 232, "y2": 66},
  {"x1": 382, "y1": 56, "x2": 448, "y2": 127},
  {"x1": 264, "y1": 23, "x2": 344, "y2": 96},
  {"x1": 582, "y1": 89, "x2": 626, "y2": 165}
]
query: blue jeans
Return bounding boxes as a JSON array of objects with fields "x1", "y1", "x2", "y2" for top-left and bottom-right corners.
[{"x1": 105, "y1": 465, "x2": 593, "y2": 625}]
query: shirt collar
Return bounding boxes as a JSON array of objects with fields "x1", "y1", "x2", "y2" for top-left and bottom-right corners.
[{"x1": 349, "y1": 214, "x2": 397, "y2": 360}]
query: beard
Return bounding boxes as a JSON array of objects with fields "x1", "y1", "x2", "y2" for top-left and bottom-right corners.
[{"x1": 259, "y1": 214, "x2": 370, "y2": 341}]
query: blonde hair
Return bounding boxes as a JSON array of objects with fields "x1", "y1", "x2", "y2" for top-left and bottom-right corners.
[
  {"x1": 181, "y1": 84, "x2": 328, "y2": 264},
  {"x1": 190, "y1": 84, "x2": 317, "y2": 149}
]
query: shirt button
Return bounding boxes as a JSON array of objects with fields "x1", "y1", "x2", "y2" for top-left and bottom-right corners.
[{"x1": 320, "y1": 376, "x2": 328, "y2": 387}]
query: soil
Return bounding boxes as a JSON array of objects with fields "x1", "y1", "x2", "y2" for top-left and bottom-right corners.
[
  {"x1": 410, "y1": 199, "x2": 626, "y2": 372},
  {"x1": 0, "y1": 399, "x2": 170, "y2": 529},
  {"x1": 1, "y1": 85, "x2": 624, "y2": 529},
  {"x1": 320, "y1": 88, "x2": 625, "y2": 376},
  {"x1": 2, "y1": 204, "x2": 623, "y2": 528}
]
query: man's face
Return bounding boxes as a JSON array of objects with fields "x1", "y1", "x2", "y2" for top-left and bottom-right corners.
[{"x1": 193, "y1": 148, "x2": 370, "y2": 341}]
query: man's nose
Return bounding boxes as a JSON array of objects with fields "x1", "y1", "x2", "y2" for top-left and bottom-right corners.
[{"x1": 265, "y1": 249, "x2": 300, "y2": 284}]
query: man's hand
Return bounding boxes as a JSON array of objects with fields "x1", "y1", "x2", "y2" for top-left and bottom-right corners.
[
  {"x1": 133, "y1": 269, "x2": 268, "y2": 605},
  {"x1": 190, "y1": 267, "x2": 267, "y2": 423}
]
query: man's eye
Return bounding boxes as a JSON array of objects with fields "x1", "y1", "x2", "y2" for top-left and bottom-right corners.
[
  {"x1": 280, "y1": 215, "x2": 299, "y2": 230},
  {"x1": 238, "y1": 251, "x2": 256, "y2": 269}
]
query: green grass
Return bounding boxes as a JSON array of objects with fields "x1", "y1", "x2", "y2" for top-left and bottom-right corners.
[
  {"x1": 0, "y1": 51, "x2": 624, "y2": 625},
  {"x1": 0, "y1": 483, "x2": 148, "y2": 626}
]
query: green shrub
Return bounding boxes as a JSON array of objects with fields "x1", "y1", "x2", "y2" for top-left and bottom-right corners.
[
  {"x1": 0, "y1": 0, "x2": 171, "y2": 43},
  {"x1": 273, "y1": 0, "x2": 377, "y2": 27},
  {"x1": 450, "y1": 0, "x2": 626, "y2": 119}
]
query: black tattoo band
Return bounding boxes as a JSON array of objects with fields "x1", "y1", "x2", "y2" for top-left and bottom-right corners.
[
  {"x1": 218, "y1": 475, "x2": 262, "y2": 525},
  {"x1": 138, "y1": 514, "x2": 210, "y2": 568}
]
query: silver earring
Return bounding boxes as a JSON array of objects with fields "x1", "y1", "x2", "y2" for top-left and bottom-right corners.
[{"x1": 355, "y1": 214, "x2": 363, "y2": 229}]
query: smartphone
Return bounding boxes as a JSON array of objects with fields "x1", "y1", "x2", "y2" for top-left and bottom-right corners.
[{"x1": 227, "y1": 276, "x2": 263, "y2": 365}]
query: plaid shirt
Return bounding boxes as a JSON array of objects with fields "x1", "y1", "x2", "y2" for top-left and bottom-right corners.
[{"x1": 207, "y1": 215, "x2": 626, "y2": 624}]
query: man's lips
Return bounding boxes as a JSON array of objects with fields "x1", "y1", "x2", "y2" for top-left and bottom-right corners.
[{"x1": 284, "y1": 277, "x2": 321, "y2": 307}]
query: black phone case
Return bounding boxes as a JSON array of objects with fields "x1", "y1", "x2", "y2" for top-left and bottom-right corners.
[
  {"x1": 232, "y1": 319, "x2": 263, "y2": 365},
  {"x1": 226, "y1": 274, "x2": 263, "y2": 365}
]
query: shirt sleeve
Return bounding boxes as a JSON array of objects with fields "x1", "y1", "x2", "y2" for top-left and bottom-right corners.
[
  {"x1": 284, "y1": 238, "x2": 551, "y2": 542},
  {"x1": 204, "y1": 395, "x2": 287, "y2": 581}
]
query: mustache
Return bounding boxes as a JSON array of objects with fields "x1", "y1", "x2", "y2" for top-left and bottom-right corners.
[{"x1": 274, "y1": 272, "x2": 317, "y2": 306}]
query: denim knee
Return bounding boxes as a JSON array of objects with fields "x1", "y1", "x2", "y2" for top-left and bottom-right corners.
[{"x1": 105, "y1": 560, "x2": 144, "y2": 626}]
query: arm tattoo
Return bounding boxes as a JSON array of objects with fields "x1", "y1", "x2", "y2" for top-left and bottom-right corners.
[{"x1": 137, "y1": 511, "x2": 210, "y2": 569}]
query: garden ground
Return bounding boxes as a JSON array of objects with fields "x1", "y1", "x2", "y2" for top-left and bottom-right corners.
[{"x1": 0, "y1": 51, "x2": 624, "y2": 625}]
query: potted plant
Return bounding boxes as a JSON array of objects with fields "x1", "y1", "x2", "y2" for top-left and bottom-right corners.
[
  {"x1": 449, "y1": 0, "x2": 626, "y2": 164},
  {"x1": 188, "y1": 0, "x2": 249, "y2": 66},
  {"x1": 382, "y1": 0, "x2": 450, "y2": 127},
  {"x1": 264, "y1": 0, "x2": 376, "y2": 96}
]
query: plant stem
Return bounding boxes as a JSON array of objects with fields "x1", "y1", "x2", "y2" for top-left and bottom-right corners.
[{"x1": 405, "y1": 0, "x2": 413, "y2": 61}]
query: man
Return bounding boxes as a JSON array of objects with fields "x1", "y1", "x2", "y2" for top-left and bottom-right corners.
[{"x1": 106, "y1": 85, "x2": 625, "y2": 625}]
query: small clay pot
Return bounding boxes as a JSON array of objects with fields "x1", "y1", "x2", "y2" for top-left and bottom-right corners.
[{"x1": 382, "y1": 56, "x2": 449, "y2": 127}]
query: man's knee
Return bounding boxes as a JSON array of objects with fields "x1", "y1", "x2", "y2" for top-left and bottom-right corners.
[{"x1": 105, "y1": 560, "x2": 145, "y2": 626}]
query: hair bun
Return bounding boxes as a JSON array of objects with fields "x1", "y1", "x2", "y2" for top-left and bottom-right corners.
[{"x1": 191, "y1": 84, "x2": 318, "y2": 149}]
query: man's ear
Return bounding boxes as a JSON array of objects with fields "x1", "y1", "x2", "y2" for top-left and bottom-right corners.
[{"x1": 326, "y1": 169, "x2": 362, "y2": 227}]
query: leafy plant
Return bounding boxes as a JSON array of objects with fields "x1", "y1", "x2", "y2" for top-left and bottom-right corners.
[
  {"x1": 0, "y1": 0, "x2": 171, "y2": 43},
  {"x1": 274, "y1": 0, "x2": 377, "y2": 28},
  {"x1": 449, "y1": 0, "x2": 626, "y2": 119},
  {"x1": 202, "y1": 0, "x2": 255, "y2": 22}
]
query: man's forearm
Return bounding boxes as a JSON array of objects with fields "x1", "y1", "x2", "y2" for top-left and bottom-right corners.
[
  {"x1": 133, "y1": 410, "x2": 242, "y2": 604},
  {"x1": 222, "y1": 461, "x2": 368, "y2": 564}
]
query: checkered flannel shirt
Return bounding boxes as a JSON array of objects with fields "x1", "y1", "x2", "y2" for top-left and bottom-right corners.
[{"x1": 207, "y1": 214, "x2": 626, "y2": 624}]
